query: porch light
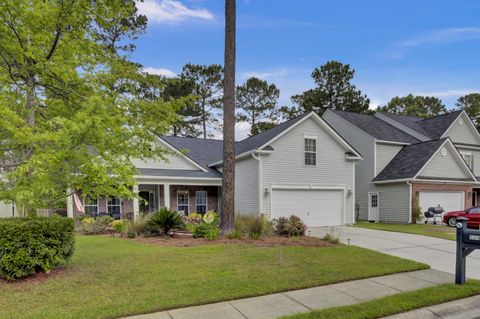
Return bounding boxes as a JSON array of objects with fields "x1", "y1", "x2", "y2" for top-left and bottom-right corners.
[
  {"x1": 264, "y1": 187, "x2": 270, "y2": 195},
  {"x1": 347, "y1": 188, "x2": 352, "y2": 197}
]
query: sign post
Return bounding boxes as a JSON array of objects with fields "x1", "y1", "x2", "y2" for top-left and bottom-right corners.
[{"x1": 455, "y1": 216, "x2": 479, "y2": 284}]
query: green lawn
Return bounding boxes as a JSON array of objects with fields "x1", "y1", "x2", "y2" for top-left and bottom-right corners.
[
  {"x1": 0, "y1": 236, "x2": 427, "y2": 319},
  {"x1": 355, "y1": 221, "x2": 456, "y2": 240},
  {"x1": 282, "y1": 280, "x2": 480, "y2": 319}
]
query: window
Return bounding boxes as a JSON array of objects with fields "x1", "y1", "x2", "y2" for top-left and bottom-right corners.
[
  {"x1": 83, "y1": 197, "x2": 98, "y2": 216},
  {"x1": 370, "y1": 194, "x2": 378, "y2": 208},
  {"x1": 304, "y1": 137, "x2": 317, "y2": 166},
  {"x1": 196, "y1": 191, "x2": 207, "y2": 214},
  {"x1": 177, "y1": 191, "x2": 189, "y2": 215},
  {"x1": 107, "y1": 197, "x2": 122, "y2": 217},
  {"x1": 461, "y1": 153, "x2": 474, "y2": 170}
]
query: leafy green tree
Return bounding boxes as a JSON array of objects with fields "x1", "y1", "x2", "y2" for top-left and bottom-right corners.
[
  {"x1": 378, "y1": 94, "x2": 446, "y2": 118},
  {"x1": 138, "y1": 73, "x2": 200, "y2": 137},
  {"x1": 291, "y1": 61, "x2": 370, "y2": 115},
  {"x1": 236, "y1": 77, "x2": 280, "y2": 135},
  {"x1": 180, "y1": 64, "x2": 223, "y2": 139},
  {"x1": 0, "y1": 0, "x2": 176, "y2": 213},
  {"x1": 278, "y1": 105, "x2": 302, "y2": 120},
  {"x1": 456, "y1": 93, "x2": 480, "y2": 131}
]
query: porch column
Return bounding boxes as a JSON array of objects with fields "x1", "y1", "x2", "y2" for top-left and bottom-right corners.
[
  {"x1": 164, "y1": 183, "x2": 171, "y2": 209},
  {"x1": 133, "y1": 184, "x2": 139, "y2": 220},
  {"x1": 66, "y1": 188, "x2": 74, "y2": 218}
]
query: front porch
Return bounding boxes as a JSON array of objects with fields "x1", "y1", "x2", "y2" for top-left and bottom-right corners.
[{"x1": 134, "y1": 183, "x2": 221, "y2": 217}]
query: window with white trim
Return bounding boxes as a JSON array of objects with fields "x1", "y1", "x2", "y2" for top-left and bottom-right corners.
[
  {"x1": 177, "y1": 191, "x2": 189, "y2": 215},
  {"x1": 107, "y1": 197, "x2": 122, "y2": 217},
  {"x1": 461, "y1": 152, "x2": 474, "y2": 170},
  {"x1": 83, "y1": 197, "x2": 98, "y2": 216},
  {"x1": 196, "y1": 191, "x2": 207, "y2": 214},
  {"x1": 304, "y1": 137, "x2": 317, "y2": 166}
]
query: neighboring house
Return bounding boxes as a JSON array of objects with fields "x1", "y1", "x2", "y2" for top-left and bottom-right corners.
[
  {"x1": 54, "y1": 111, "x2": 359, "y2": 227},
  {"x1": 323, "y1": 109, "x2": 480, "y2": 223}
]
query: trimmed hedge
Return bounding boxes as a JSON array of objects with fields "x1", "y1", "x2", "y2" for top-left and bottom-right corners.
[{"x1": 0, "y1": 216, "x2": 75, "y2": 280}]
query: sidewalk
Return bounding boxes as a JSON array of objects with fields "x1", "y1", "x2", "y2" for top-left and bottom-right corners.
[
  {"x1": 124, "y1": 269, "x2": 454, "y2": 319},
  {"x1": 382, "y1": 294, "x2": 480, "y2": 319}
]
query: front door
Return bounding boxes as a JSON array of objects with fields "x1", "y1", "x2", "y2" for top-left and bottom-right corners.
[
  {"x1": 368, "y1": 192, "x2": 380, "y2": 222},
  {"x1": 139, "y1": 191, "x2": 155, "y2": 214}
]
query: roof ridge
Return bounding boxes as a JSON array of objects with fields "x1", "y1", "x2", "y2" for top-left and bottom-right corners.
[
  {"x1": 418, "y1": 109, "x2": 462, "y2": 122},
  {"x1": 163, "y1": 135, "x2": 224, "y2": 142}
]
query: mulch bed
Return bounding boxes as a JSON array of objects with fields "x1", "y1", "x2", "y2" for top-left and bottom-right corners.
[
  {"x1": 133, "y1": 235, "x2": 336, "y2": 248},
  {"x1": 0, "y1": 267, "x2": 72, "y2": 287}
]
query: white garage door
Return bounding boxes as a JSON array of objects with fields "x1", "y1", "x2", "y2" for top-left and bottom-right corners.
[
  {"x1": 419, "y1": 191, "x2": 465, "y2": 214},
  {"x1": 0, "y1": 201, "x2": 13, "y2": 218},
  {"x1": 271, "y1": 189, "x2": 343, "y2": 227}
]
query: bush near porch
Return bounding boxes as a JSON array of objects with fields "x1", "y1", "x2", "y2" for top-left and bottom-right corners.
[{"x1": 0, "y1": 235, "x2": 428, "y2": 319}]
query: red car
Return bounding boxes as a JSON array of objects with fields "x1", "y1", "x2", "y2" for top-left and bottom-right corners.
[{"x1": 443, "y1": 206, "x2": 480, "y2": 228}]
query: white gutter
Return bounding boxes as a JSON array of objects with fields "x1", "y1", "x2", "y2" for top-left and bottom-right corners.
[{"x1": 407, "y1": 181, "x2": 412, "y2": 224}]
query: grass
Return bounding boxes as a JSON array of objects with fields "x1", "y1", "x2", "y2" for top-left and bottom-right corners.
[
  {"x1": 355, "y1": 221, "x2": 456, "y2": 240},
  {"x1": 281, "y1": 280, "x2": 480, "y2": 319},
  {"x1": 0, "y1": 235, "x2": 427, "y2": 319}
]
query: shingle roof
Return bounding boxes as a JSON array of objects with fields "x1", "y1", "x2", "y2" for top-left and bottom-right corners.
[
  {"x1": 161, "y1": 136, "x2": 223, "y2": 168},
  {"x1": 372, "y1": 139, "x2": 447, "y2": 182},
  {"x1": 137, "y1": 168, "x2": 222, "y2": 178},
  {"x1": 331, "y1": 110, "x2": 420, "y2": 143},
  {"x1": 380, "y1": 110, "x2": 462, "y2": 139}
]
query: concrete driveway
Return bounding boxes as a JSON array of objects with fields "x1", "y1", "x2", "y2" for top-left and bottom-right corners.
[{"x1": 309, "y1": 226, "x2": 480, "y2": 279}]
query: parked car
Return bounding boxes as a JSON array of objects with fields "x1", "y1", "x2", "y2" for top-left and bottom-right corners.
[{"x1": 443, "y1": 207, "x2": 480, "y2": 228}]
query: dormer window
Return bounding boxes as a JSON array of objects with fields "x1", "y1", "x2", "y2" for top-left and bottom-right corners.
[{"x1": 304, "y1": 137, "x2": 317, "y2": 166}]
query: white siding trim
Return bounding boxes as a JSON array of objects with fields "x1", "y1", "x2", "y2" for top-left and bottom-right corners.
[
  {"x1": 408, "y1": 181, "x2": 412, "y2": 223},
  {"x1": 252, "y1": 152, "x2": 263, "y2": 215},
  {"x1": 413, "y1": 139, "x2": 477, "y2": 181},
  {"x1": 441, "y1": 111, "x2": 480, "y2": 142},
  {"x1": 373, "y1": 139, "x2": 377, "y2": 177}
]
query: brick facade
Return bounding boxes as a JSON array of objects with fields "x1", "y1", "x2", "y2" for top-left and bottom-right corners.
[
  {"x1": 411, "y1": 182, "x2": 475, "y2": 222},
  {"x1": 169, "y1": 185, "x2": 219, "y2": 214}
]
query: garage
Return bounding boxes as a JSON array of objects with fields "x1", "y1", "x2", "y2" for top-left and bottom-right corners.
[
  {"x1": 0, "y1": 201, "x2": 13, "y2": 218},
  {"x1": 271, "y1": 188, "x2": 344, "y2": 227},
  {"x1": 419, "y1": 191, "x2": 465, "y2": 214}
]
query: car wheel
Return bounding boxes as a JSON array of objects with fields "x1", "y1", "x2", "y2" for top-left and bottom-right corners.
[{"x1": 447, "y1": 217, "x2": 457, "y2": 227}]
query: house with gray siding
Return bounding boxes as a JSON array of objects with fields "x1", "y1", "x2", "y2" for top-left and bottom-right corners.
[
  {"x1": 0, "y1": 111, "x2": 362, "y2": 227},
  {"x1": 323, "y1": 109, "x2": 480, "y2": 223}
]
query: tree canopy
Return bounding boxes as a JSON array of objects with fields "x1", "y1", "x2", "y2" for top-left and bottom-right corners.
[
  {"x1": 236, "y1": 77, "x2": 280, "y2": 135},
  {"x1": 180, "y1": 63, "x2": 223, "y2": 139},
  {"x1": 290, "y1": 61, "x2": 371, "y2": 116},
  {"x1": 456, "y1": 93, "x2": 480, "y2": 131},
  {"x1": 0, "y1": 0, "x2": 178, "y2": 212},
  {"x1": 378, "y1": 94, "x2": 447, "y2": 118}
]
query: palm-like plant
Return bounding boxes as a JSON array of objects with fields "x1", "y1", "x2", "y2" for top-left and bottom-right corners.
[{"x1": 148, "y1": 208, "x2": 185, "y2": 237}]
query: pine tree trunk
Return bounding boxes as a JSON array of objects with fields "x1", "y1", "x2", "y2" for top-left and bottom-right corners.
[{"x1": 221, "y1": 0, "x2": 236, "y2": 234}]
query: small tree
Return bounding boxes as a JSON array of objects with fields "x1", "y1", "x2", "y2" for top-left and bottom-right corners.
[{"x1": 236, "y1": 77, "x2": 280, "y2": 135}]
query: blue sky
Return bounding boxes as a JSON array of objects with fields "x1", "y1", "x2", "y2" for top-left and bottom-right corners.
[{"x1": 134, "y1": 0, "x2": 480, "y2": 137}]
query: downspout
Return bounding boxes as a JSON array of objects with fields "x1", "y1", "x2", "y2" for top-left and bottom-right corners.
[
  {"x1": 252, "y1": 151, "x2": 262, "y2": 217},
  {"x1": 407, "y1": 181, "x2": 413, "y2": 224}
]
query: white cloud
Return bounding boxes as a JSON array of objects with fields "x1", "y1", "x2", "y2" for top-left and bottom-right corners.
[
  {"x1": 240, "y1": 68, "x2": 289, "y2": 80},
  {"x1": 143, "y1": 67, "x2": 177, "y2": 77},
  {"x1": 388, "y1": 27, "x2": 480, "y2": 58},
  {"x1": 211, "y1": 121, "x2": 252, "y2": 141},
  {"x1": 137, "y1": 0, "x2": 214, "y2": 24}
]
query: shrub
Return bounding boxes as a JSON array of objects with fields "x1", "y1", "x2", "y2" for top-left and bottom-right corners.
[
  {"x1": 234, "y1": 215, "x2": 273, "y2": 239},
  {"x1": 148, "y1": 208, "x2": 185, "y2": 237},
  {"x1": 322, "y1": 233, "x2": 339, "y2": 244},
  {"x1": 274, "y1": 215, "x2": 307, "y2": 237},
  {"x1": 184, "y1": 212, "x2": 203, "y2": 233},
  {"x1": 0, "y1": 216, "x2": 75, "y2": 280},
  {"x1": 193, "y1": 223, "x2": 220, "y2": 240},
  {"x1": 111, "y1": 220, "x2": 127, "y2": 235},
  {"x1": 82, "y1": 215, "x2": 114, "y2": 234},
  {"x1": 227, "y1": 229, "x2": 242, "y2": 239},
  {"x1": 127, "y1": 213, "x2": 149, "y2": 237}
]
